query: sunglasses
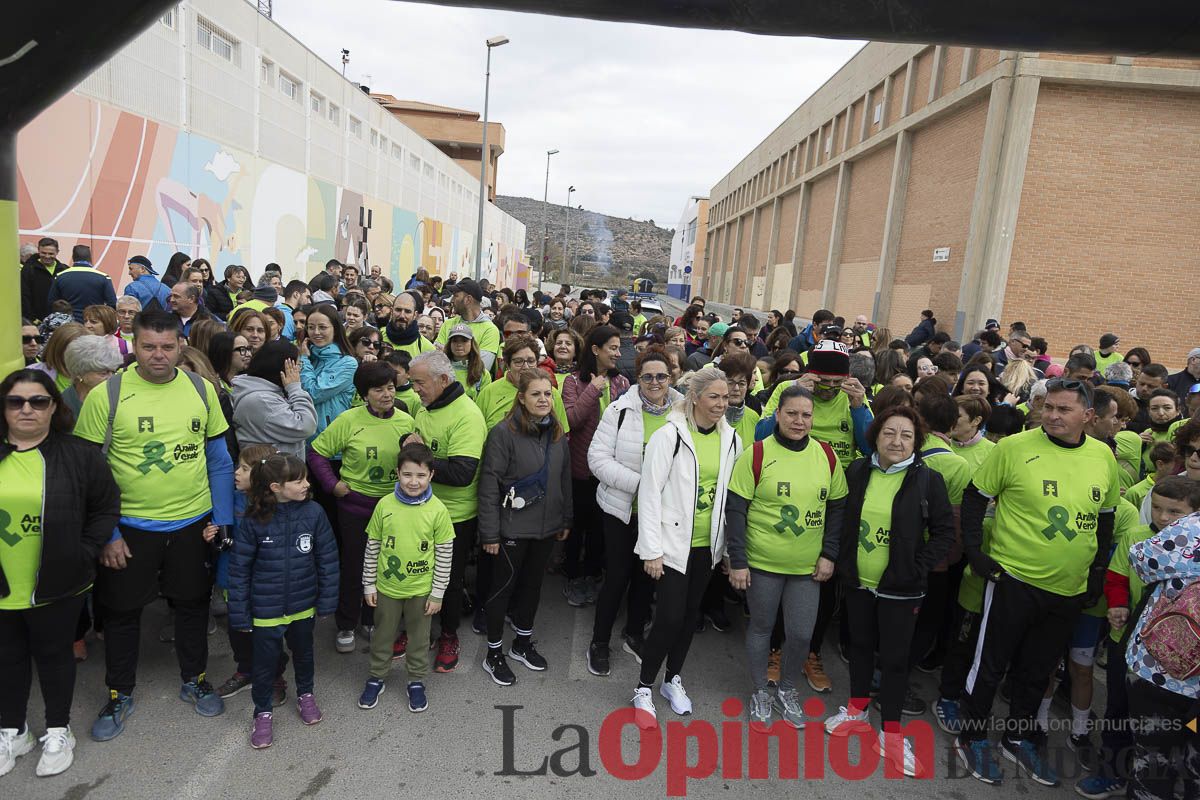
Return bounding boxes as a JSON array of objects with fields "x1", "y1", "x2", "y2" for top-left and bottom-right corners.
[
  {"x1": 1125, "y1": 360, "x2": 1141, "y2": 368},
  {"x1": 22, "y1": 335, "x2": 44, "y2": 345},
  {"x1": 5, "y1": 395, "x2": 53, "y2": 411},
  {"x1": 361, "y1": 340, "x2": 382, "y2": 349},
  {"x1": 374, "y1": 304, "x2": 391, "y2": 312},
  {"x1": 639, "y1": 373, "x2": 670, "y2": 384},
  {"x1": 728, "y1": 338, "x2": 749, "y2": 347},
  {"x1": 234, "y1": 346, "x2": 253, "y2": 355}
]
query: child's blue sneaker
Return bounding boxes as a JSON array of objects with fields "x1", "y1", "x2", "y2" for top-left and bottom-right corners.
[
  {"x1": 180, "y1": 676, "x2": 225, "y2": 717},
  {"x1": 358, "y1": 679, "x2": 385, "y2": 710},
  {"x1": 407, "y1": 682, "x2": 428, "y2": 713},
  {"x1": 934, "y1": 697, "x2": 962, "y2": 734},
  {"x1": 1075, "y1": 775, "x2": 1125, "y2": 799}
]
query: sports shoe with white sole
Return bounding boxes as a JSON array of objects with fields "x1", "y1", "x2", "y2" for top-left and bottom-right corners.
[
  {"x1": 0, "y1": 726, "x2": 35, "y2": 777},
  {"x1": 824, "y1": 705, "x2": 871, "y2": 736},
  {"x1": 874, "y1": 730, "x2": 925, "y2": 778},
  {"x1": 36, "y1": 727, "x2": 75, "y2": 777},
  {"x1": 659, "y1": 675, "x2": 693, "y2": 715},
  {"x1": 631, "y1": 688, "x2": 657, "y2": 730}
]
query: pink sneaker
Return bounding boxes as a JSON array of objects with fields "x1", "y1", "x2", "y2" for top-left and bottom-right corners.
[
  {"x1": 297, "y1": 693, "x2": 322, "y2": 725},
  {"x1": 251, "y1": 712, "x2": 273, "y2": 749}
]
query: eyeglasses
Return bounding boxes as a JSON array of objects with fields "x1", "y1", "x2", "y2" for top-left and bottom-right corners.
[
  {"x1": 5, "y1": 395, "x2": 53, "y2": 411},
  {"x1": 22, "y1": 335, "x2": 44, "y2": 345},
  {"x1": 580, "y1": 309, "x2": 595, "y2": 316},
  {"x1": 1125, "y1": 360, "x2": 1142, "y2": 368},
  {"x1": 727, "y1": 338, "x2": 749, "y2": 347},
  {"x1": 199, "y1": 267, "x2": 211, "y2": 274},
  {"x1": 509, "y1": 357, "x2": 538, "y2": 369},
  {"x1": 374, "y1": 304, "x2": 391, "y2": 312},
  {"x1": 639, "y1": 373, "x2": 670, "y2": 384},
  {"x1": 727, "y1": 379, "x2": 749, "y2": 389},
  {"x1": 361, "y1": 340, "x2": 381, "y2": 350},
  {"x1": 1046, "y1": 378, "x2": 1093, "y2": 407},
  {"x1": 234, "y1": 346, "x2": 253, "y2": 355}
]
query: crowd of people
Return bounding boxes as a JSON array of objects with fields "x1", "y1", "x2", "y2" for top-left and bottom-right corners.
[{"x1": 3, "y1": 237, "x2": 1199, "y2": 798}]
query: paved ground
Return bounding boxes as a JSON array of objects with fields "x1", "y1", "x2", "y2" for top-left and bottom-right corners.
[{"x1": 14, "y1": 572, "x2": 1106, "y2": 800}]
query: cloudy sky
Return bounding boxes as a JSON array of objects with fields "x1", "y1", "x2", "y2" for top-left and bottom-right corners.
[{"x1": 273, "y1": 1, "x2": 863, "y2": 228}]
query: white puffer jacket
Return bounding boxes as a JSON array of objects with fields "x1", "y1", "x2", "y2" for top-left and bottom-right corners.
[
  {"x1": 635, "y1": 410, "x2": 741, "y2": 574},
  {"x1": 588, "y1": 385, "x2": 682, "y2": 524}
]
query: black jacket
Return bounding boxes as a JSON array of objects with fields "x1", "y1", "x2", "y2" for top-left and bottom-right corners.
[
  {"x1": 835, "y1": 456, "x2": 955, "y2": 597},
  {"x1": 19, "y1": 256, "x2": 67, "y2": 321},
  {"x1": 0, "y1": 434, "x2": 120, "y2": 605},
  {"x1": 205, "y1": 282, "x2": 236, "y2": 321},
  {"x1": 477, "y1": 409, "x2": 573, "y2": 544}
]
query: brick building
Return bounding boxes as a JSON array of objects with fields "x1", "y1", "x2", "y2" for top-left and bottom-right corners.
[{"x1": 700, "y1": 45, "x2": 1200, "y2": 366}]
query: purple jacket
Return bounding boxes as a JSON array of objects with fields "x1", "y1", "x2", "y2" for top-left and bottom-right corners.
[{"x1": 561, "y1": 372, "x2": 630, "y2": 480}]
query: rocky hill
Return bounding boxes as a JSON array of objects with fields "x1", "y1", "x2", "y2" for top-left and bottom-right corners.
[{"x1": 495, "y1": 195, "x2": 672, "y2": 286}]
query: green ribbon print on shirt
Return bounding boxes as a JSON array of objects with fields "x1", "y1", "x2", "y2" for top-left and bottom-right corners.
[
  {"x1": 775, "y1": 505, "x2": 803, "y2": 537},
  {"x1": 1041, "y1": 505, "x2": 1075, "y2": 541},
  {"x1": 858, "y1": 519, "x2": 875, "y2": 552},
  {"x1": 0, "y1": 510, "x2": 19, "y2": 546},
  {"x1": 382, "y1": 555, "x2": 406, "y2": 582},
  {"x1": 137, "y1": 441, "x2": 173, "y2": 475}
]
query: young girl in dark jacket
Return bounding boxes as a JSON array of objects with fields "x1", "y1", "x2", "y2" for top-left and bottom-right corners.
[
  {"x1": 228, "y1": 454, "x2": 338, "y2": 750},
  {"x1": 477, "y1": 369, "x2": 573, "y2": 686}
]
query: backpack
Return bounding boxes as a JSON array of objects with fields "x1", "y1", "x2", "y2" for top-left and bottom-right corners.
[
  {"x1": 101, "y1": 369, "x2": 210, "y2": 455},
  {"x1": 1140, "y1": 581, "x2": 1200, "y2": 680},
  {"x1": 751, "y1": 438, "x2": 836, "y2": 485}
]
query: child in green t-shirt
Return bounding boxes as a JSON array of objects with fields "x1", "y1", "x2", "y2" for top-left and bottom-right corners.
[{"x1": 358, "y1": 444, "x2": 454, "y2": 713}]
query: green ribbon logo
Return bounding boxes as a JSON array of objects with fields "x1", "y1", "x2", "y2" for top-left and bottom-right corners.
[
  {"x1": 0, "y1": 510, "x2": 19, "y2": 547},
  {"x1": 774, "y1": 504, "x2": 803, "y2": 537},
  {"x1": 136, "y1": 441, "x2": 173, "y2": 475},
  {"x1": 382, "y1": 555, "x2": 406, "y2": 582},
  {"x1": 858, "y1": 519, "x2": 874, "y2": 552},
  {"x1": 1041, "y1": 505, "x2": 1075, "y2": 541}
]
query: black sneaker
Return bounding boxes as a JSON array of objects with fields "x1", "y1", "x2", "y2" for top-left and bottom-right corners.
[
  {"x1": 916, "y1": 650, "x2": 944, "y2": 674},
  {"x1": 471, "y1": 607, "x2": 487, "y2": 636},
  {"x1": 837, "y1": 640, "x2": 850, "y2": 664},
  {"x1": 873, "y1": 689, "x2": 928, "y2": 716},
  {"x1": 1067, "y1": 733, "x2": 1096, "y2": 769},
  {"x1": 705, "y1": 608, "x2": 731, "y2": 632},
  {"x1": 483, "y1": 651, "x2": 516, "y2": 686},
  {"x1": 587, "y1": 642, "x2": 611, "y2": 676},
  {"x1": 509, "y1": 640, "x2": 548, "y2": 671},
  {"x1": 622, "y1": 633, "x2": 644, "y2": 665}
]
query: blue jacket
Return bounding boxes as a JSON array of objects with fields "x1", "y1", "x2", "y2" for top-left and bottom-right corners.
[
  {"x1": 788, "y1": 321, "x2": 818, "y2": 353},
  {"x1": 226, "y1": 500, "x2": 338, "y2": 631},
  {"x1": 123, "y1": 273, "x2": 171, "y2": 311},
  {"x1": 47, "y1": 263, "x2": 117, "y2": 321},
  {"x1": 300, "y1": 343, "x2": 358, "y2": 435}
]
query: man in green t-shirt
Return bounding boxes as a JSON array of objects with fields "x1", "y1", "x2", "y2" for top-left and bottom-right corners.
[
  {"x1": 406, "y1": 351, "x2": 487, "y2": 675},
  {"x1": 74, "y1": 310, "x2": 236, "y2": 741},
  {"x1": 955, "y1": 379, "x2": 1120, "y2": 787},
  {"x1": 434, "y1": 278, "x2": 501, "y2": 372},
  {"x1": 382, "y1": 290, "x2": 436, "y2": 358}
]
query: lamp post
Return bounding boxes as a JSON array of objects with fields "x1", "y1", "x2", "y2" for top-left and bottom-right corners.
[
  {"x1": 537, "y1": 148, "x2": 558, "y2": 294},
  {"x1": 562, "y1": 185, "x2": 575, "y2": 285},
  {"x1": 473, "y1": 34, "x2": 509, "y2": 281}
]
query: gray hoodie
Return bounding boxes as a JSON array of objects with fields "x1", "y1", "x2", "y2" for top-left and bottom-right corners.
[{"x1": 231, "y1": 375, "x2": 317, "y2": 459}]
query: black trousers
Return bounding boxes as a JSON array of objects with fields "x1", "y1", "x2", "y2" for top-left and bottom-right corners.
[
  {"x1": 910, "y1": 570, "x2": 952, "y2": 668},
  {"x1": 96, "y1": 521, "x2": 213, "y2": 694},
  {"x1": 251, "y1": 617, "x2": 315, "y2": 715},
  {"x1": 844, "y1": 588, "x2": 922, "y2": 727},
  {"x1": 485, "y1": 536, "x2": 556, "y2": 644},
  {"x1": 938, "y1": 603, "x2": 981, "y2": 701},
  {"x1": 639, "y1": 547, "x2": 712, "y2": 686},
  {"x1": 958, "y1": 577, "x2": 1084, "y2": 742},
  {"x1": 334, "y1": 508, "x2": 374, "y2": 632},
  {"x1": 439, "y1": 517, "x2": 478, "y2": 636},
  {"x1": 591, "y1": 512, "x2": 653, "y2": 644},
  {"x1": 564, "y1": 477, "x2": 603, "y2": 579},
  {"x1": 1127, "y1": 675, "x2": 1200, "y2": 800},
  {"x1": 1095, "y1": 638, "x2": 1133, "y2": 781},
  {"x1": 228, "y1": 622, "x2": 288, "y2": 679},
  {"x1": 0, "y1": 595, "x2": 86, "y2": 729},
  {"x1": 810, "y1": 579, "x2": 839, "y2": 655}
]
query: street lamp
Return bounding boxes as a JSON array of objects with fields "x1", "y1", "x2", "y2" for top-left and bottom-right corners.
[
  {"x1": 562, "y1": 185, "x2": 575, "y2": 285},
  {"x1": 473, "y1": 34, "x2": 509, "y2": 281},
  {"x1": 537, "y1": 148, "x2": 558, "y2": 293}
]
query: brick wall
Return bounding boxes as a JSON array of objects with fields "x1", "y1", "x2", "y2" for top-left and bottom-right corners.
[
  {"x1": 799, "y1": 174, "x2": 837, "y2": 300},
  {"x1": 975, "y1": 49, "x2": 1002, "y2": 73},
  {"x1": 833, "y1": 142, "x2": 894, "y2": 319},
  {"x1": 910, "y1": 48, "x2": 935, "y2": 114},
  {"x1": 941, "y1": 47, "x2": 965, "y2": 96},
  {"x1": 1003, "y1": 84, "x2": 1200, "y2": 368},
  {"x1": 888, "y1": 67, "x2": 907, "y2": 126}
]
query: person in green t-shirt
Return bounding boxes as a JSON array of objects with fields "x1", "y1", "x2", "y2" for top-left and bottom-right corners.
[
  {"x1": 726, "y1": 385, "x2": 847, "y2": 730},
  {"x1": 358, "y1": 443, "x2": 454, "y2": 713},
  {"x1": 381, "y1": 291, "x2": 436, "y2": 359},
  {"x1": 474, "y1": 335, "x2": 569, "y2": 431},
  {"x1": 406, "y1": 351, "x2": 487, "y2": 674},
  {"x1": 717, "y1": 350, "x2": 762, "y2": 450},
  {"x1": 383, "y1": 351, "x2": 423, "y2": 416},
  {"x1": 1139, "y1": 389, "x2": 1184, "y2": 475},
  {"x1": 950, "y1": 396, "x2": 996, "y2": 477},
  {"x1": 308, "y1": 361, "x2": 416, "y2": 655},
  {"x1": 956, "y1": 379, "x2": 1121, "y2": 787},
  {"x1": 443, "y1": 323, "x2": 492, "y2": 399},
  {"x1": 434, "y1": 279, "x2": 501, "y2": 372}
]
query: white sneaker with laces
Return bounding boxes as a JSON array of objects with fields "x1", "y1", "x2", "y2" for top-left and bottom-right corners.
[
  {"x1": 36, "y1": 727, "x2": 75, "y2": 777},
  {"x1": 875, "y1": 730, "x2": 925, "y2": 778},
  {"x1": 659, "y1": 675, "x2": 693, "y2": 715},
  {"x1": 631, "y1": 688, "x2": 657, "y2": 729},
  {"x1": 0, "y1": 726, "x2": 36, "y2": 777},
  {"x1": 823, "y1": 705, "x2": 871, "y2": 736}
]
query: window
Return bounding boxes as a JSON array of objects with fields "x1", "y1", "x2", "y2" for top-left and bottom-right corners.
[
  {"x1": 260, "y1": 59, "x2": 273, "y2": 85},
  {"x1": 408, "y1": 154, "x2": 421, "y2": 172},
  {"x1": 379, "y1": 136, "x2": 388, "y2": 153},
  {"x1": 160, "y1": 7, "x2": 176, "y2": 28},
  {"x1": 196, "y1": 18, "x2": 237, "y2": 64},
  {"x1": 348, "y1": 116, "x2": 362, "y2": 137},
  {"x1": 391, "y1": 143, "x2": 403, "y2": 160},
  {"x1": 279, "y1": 72, "x2": 300, "y2": 102},
  {"x1": 423, "y1": 162, "x2": 434, "y2": 180},
  {"x1": 327, "y1": 103, "x2": 339, "y2": 124},
  {"x1": 370, "y1": 129, "x2": 378, "y2": 147},
  {"x1": 310, "y1": 92, "x2": 324, "y2": 115}
]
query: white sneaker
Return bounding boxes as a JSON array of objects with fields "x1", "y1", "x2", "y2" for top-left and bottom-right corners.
[
  {"x1": 631, "y1": 688, "x2": 657, "y2": 730},
  {"x1": 36, "y1": 727, "x2": 74, "y2": 777},
  {"x1": 823, "y1": 704, "x2": 871, "y2": 736},
  {"x1": 0, "y1": 726, "x2": 36, "y2": 777},
  {"x1": 335, "y1": 629, "x2": 355, "y2": 654},
  {"x1": 749, "y1": 690, "x2": 773, "y2": 731},
  {"x1": 659, "y1": 675, "x2": 692, "y2": 715},
  {"x1": 874, "y1": 730, "x2": 925, "y2": 778}
]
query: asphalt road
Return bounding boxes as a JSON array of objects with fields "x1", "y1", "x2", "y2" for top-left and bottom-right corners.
[{"x1": 14, "y1": 576, "x2": 1107, "y2": 800}]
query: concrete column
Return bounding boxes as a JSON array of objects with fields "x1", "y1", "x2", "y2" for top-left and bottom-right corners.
[
  {"x1": 961, "y1": 48, "x2": 979, "y2": 84},
  {"x1": 872, "y1": 129, "x2": 912, "y2": 325},
  {"x1": 787, "y1": 182, "x2": 812, "y2": 306},
  {"x1": 762, "y1": 196, "x2": 783, "y2": 308},
  {"x1": 928, "y1": 45, "x2": 946, "y2": 103},
  {"x1": 841, "y1": 105, "x2": 854, "y2": 152},
  {"x1": 821, "y1": 161, "x2": 852, "y2": 311},
  {"x1": 744, "y1": 206, "x2": 762, "y2": 306},
  {"x1": 727, "y1": 216, "x2": 744, "y2": 304},
  {"x1": 880, "y1": 74, "x2": 894, "y2": 128},
  {"x1": 902, "y1": 58, "x2": 917, "y2": 116},
  {"x1": 858, "y1": 91, "x2": 871, "y2": 142}
]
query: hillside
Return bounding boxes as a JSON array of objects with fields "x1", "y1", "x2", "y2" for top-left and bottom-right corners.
[{"x1": 495, "y1": 195, "x2": 672, "y2": 286}]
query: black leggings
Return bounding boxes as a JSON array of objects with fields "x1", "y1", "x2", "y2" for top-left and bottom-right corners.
[
  {"x1": 564, "y1": 477, "x2": 603, "y2": 579},
  {"x1": 591, "y1": 512, "x2": 653, "y2": 644},
  {"x1": 334, "y1": 507, "x2": 375, "y2": 631},
  {"x1": 844, "y1": 588, "x2": 922, "y2": 727},
  {"x1": 0, "y1": 595, "x2": 86, "y2": 729},
  {"x1": 439, "y1": 517, "x2": 479, "y2": 636},
  {"x1": 485, "y1": 537, "x2": 556, "y2": 644},
  {"x1": 639, "y1": 547, "x2": 713, "y2": 686},
  {"x1": 809, "y1": 579, "x2": 839, "y2": 655}
]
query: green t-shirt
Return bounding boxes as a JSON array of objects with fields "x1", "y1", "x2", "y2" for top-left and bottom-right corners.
[
  {"x1": 1124, "y1": 474, "x2": 1155, "y2": 511},
  {"x1": 728, "y1": 437, "x2": 848, "y2": 574},
  {"x1": 395, "y1": 386, "x2": 422, "y2": 417},
  {"x1": 75, "y1": 368, "x2": 229, "y2": 520},
  {"x1": 474, "y1": 377, "x2": 570, "y2": 432},
  {"x1": 436, "y1": 316, "x2": 501, "y2": 364},
  {"x1": 731, "y1": 406, "x2": 761, "y2": 449},
  {"x1": 971, "y1": 427, "x2": 1121, "y2": 597},
  {"x1": 1141, "y1": 420, "x2": 1185, "y2": 475},
  {"x1": 857, "y1": 468, "x2": 906, "y2": 589},
  {"x1": 0, "y1": 449, "x2": 47, "y2": 610},
  {"x1": 1082, "y1": 498, "x2": 1140, "y2": 619},
  {"x1": 366, "y1": 493, "x2": 455, "y2": 600},
  {"x1": 949, "y1": 437, "x2": 995, "y2": 478},
  {"x1": 765, "y1": 383, "x2": 863, "y2": 467},
  {"x1": 920, "y1": 435, "x2": 972, "y2": 504},
  {"x1": 631, "y1": 411, "x2": 671, "y2": 516},
  {"x1": 311, "y1": 407, "x2": 416, "y2": 497},
  {"x1": 1113, "y1": 430, "x2": 1143, "y2": 489},
  {"x1": 1094, "y1": 350, "x2": 1123, "y2": 375},
  {"x1": 452, "y1": 364, "x2": 492, "y2": 400},
  {"x1": 413, "y1": 394, "x2": 487, "y2": 523},
  {"x1": 382, "y1": 331, "x2": 435, "y2": 359},
  {"x1": 1106, "y1": 501, "x2": 1156, "y2": 642},
  {"x1": 690, "y1": 429, "x2": 722, "y2": 548},
  {"x1": 632, "y1": 314, "x2": 647, "y2": 336}
]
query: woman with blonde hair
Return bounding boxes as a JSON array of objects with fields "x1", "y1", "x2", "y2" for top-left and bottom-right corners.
[
  {"x1": 230, "y1": 308, "x2": 269, "y2": 355},
  {"x1": 31, "y1": 323, "x2": 88, "y2": 393},
  {"x1": 999, "y1": 359, "x2": 1037, "y2": 402}
]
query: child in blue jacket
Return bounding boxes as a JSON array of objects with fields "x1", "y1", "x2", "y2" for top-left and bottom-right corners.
[{"x1": 227, "y1": 454, "x2": 338, "y2": 750}]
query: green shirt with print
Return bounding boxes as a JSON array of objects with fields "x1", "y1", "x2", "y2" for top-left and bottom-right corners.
[
  {"x1": 75, "y1": 367, "x2": 228, "y2": 520},
  {"x1": 413, "y1": 393, "x2": 487, "y2": 523},
  {"x1": 764, "y1": 383, "x2": 862, "y2": 466},
  {"x1": 366, "y1": 492, "x2": 455, "y2": 600},
  {"x1": 311, "y1": 406, "x2": 416, "y2": 497},
  {"x1": 728, "y1": 436, "x2": 848, "y2": 574},
  {"x1": 0, "y1": 449, "x2": 47, "y2": 610},
  {"x1": 474, "y1": 377, "x2": 570, "y2": 432},
  {"x1": 857, "y1": 468, "x2": 906, "y2": 589},
  {"x1": 920, "y1": 435, "x2": 972, "y2": 504},
  {"x1": 690, "y1": 429, "x2": 722, "y2": 548},
  {"x1": 950, "y1": 437, "x2": 995, "y2": 478}
]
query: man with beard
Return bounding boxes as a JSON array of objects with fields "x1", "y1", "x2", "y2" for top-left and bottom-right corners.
[
  {"x1": 434, "y1": 278, "x2": 501, "y2": 372},
  {"x1": 383, "y1": 291, "x2": 436, "y2": 359}
]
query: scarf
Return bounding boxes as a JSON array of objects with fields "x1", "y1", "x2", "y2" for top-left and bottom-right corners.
[
  {"x1": 725, "y1": 403, "x2": 746, "y2": 426},
  {"x1": 394, "y1": 484, "x2": 433, "y2": 505},
  {"x1": 953, "y1": 430, "x2": 984, "y2": 448},
  {"x1": 385, "y1": 318, "x2": 420, "y2": 346},
  {"x1": 554, "y1": 362, "x2": 574, "y2": 375},
  {"x1": 641, "y1": 394, "x2": 671, "y2": 416}
]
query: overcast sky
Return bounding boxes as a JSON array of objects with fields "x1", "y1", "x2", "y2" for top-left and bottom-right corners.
[{"x1": 273, "y1": 1, "x2": 863, "y2": 228}]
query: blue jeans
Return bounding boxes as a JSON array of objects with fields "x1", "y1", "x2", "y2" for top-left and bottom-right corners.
[{"x1": 251, "y1": 616, "x2": 315, "y2": 715}]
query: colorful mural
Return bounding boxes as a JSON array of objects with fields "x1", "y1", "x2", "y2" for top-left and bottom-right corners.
[{"x1": 16, "y1": 93, "x2": 524, "y2": 291}]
